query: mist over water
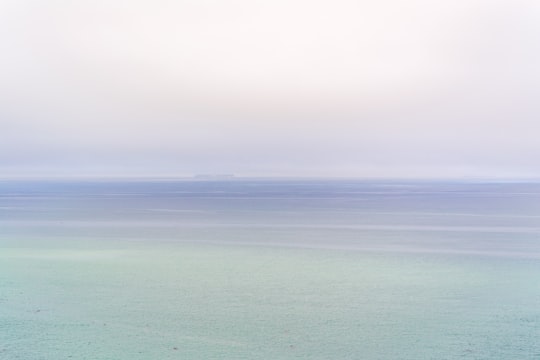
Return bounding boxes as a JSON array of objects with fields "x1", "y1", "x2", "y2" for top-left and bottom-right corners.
[
  {"x1": 3, "y1": 0, "x2": 540, "y2": 357},
  {"x1": 1, "y1": 180, "x2": 540, "y2": 359}
]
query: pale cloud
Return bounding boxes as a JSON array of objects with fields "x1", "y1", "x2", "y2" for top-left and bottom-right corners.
[{"x1": 1, "y1": 0, "x2": 540, "y2": 177}]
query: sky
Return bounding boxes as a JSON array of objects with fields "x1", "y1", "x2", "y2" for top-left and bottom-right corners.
[{"x1": 1, "y1": 0, "x2": 540, "y2": 178}]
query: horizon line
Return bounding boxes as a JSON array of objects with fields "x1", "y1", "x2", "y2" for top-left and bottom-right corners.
[{"x1": 1, "y1": 174, "x2": 540, "y2": 183}]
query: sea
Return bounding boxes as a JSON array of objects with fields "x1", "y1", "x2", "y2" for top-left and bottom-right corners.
[{"x1": 1, "y1": 179, "x2": 539, "y2": 359}]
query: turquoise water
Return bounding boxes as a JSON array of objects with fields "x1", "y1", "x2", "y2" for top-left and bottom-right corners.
[{"x1": 1, "y1": 180, "x2": 540, "y2": 359}]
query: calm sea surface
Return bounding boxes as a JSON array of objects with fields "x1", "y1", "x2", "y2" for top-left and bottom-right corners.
[{"x1": 1, "y1": 180, "x2": 540, "y2": 359}]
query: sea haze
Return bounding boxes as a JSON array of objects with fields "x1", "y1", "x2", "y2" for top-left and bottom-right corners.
[{"x1": 1, "y1": 179, "x2": 540, "y2": 359}]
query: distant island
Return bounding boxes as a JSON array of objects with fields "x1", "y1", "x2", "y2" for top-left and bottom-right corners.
[{"x1": 193, "y1": 174, "x2": 235, "y2": 180}]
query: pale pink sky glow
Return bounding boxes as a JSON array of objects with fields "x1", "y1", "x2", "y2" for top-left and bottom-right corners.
[{"x1": 1, "y1": 0, "x2": 540, "y2": 178}]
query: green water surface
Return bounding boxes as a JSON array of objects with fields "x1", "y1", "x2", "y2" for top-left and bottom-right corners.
[{"x1": 1, "y1": 237, "x2": 539, "y2": 360}]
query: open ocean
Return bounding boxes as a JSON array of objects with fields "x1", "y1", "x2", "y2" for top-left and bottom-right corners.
[{"x1": 1, "y1": 179, "x2": 540, "y2": 359}]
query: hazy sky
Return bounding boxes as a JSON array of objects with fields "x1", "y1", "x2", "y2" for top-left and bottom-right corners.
[{"x1": 1, "y1": 0, "x2": 540, "y2": 178}]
